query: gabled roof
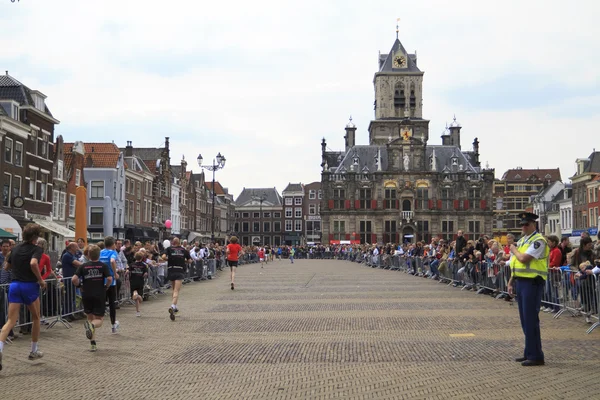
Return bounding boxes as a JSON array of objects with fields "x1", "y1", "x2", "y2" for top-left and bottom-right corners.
[
  {"x1": 0, "y1": 73, "x2": 53, "y2": 117},
  {"x1": 65, "y1": 142, "x2": 122, "y2": 169},
  {"x1": 235, "y1": 188, "x2": 282, "y2": 207},
  {"x1": 427, "y1": 145, "x2": 478, "y2": 174},
  {"x1": 206, "y1": 181, "x2": 225, "y2": 195},
  {"x1": 126, "y1": 147, "x2": 163, "y2": 161},
  {"x1": 582, "y1": 152, "x2": 600, "y2": 174},
  {"x1": 501, "y1": 168, "x2": 561, "y2": 182},
  {"x1": 283, "y1": 183, "x2": 303, "y2": 193},
  {"x1": 124, "y1": 155, "x2": 151, "y2": 174},
  {"x1": 378, "y1": 38, "x2": 421, "y2": 73}
]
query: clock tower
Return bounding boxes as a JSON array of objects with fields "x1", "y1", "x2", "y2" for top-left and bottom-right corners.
[{"x1": 368, "y1": 35, "x2": 429, "y2": 171}]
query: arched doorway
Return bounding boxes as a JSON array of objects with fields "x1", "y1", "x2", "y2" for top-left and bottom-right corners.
[{"x1": 402, "y1": 226, "x2": 415, "y2": 244}]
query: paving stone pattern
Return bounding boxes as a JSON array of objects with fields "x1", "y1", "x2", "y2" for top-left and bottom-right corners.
[{"x1": 0, "y1": 259, "x2": 598, "y2": 400}]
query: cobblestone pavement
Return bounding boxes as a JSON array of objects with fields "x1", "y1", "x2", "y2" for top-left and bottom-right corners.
[{"x1": 1, "y1": 260, "x2": 598, "y2": 400}]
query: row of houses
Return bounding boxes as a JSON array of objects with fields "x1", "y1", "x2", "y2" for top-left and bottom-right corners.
[{"x1": 0, "y1": 73, "x2": 235, "y2": 251}]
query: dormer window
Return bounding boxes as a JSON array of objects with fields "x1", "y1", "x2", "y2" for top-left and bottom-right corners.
[
  {"x1": 31, "y1": 91, "x2": 46, "y2": 112},
  {"x1": 515, "y1": 174, "x2": 521, "y2": 179},
  {"x1": 451, "y1": 157, "x2": 458, "y2": 166}
]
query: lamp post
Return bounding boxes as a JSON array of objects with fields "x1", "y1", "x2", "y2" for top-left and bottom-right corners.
[
  {"x1": 197, "y1": 152, "x2": 226, "y2": 243},
  {"x1": 252, "y1": 191, "x2": 268, "y2": 245}
]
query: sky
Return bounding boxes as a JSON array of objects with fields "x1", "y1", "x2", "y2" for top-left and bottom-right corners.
[{"x1": 2, "y1": 0, "x2": 599, "y2": 198}]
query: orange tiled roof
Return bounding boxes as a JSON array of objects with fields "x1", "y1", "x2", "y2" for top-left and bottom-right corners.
[
  {"x1": 64, "y1": 142, "x2": 121, "y2": 168},
  {"x1": 206, "y1": 181, "x2": 225, "y2": 195}
]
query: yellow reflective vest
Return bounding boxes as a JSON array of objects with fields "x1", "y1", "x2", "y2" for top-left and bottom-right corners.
[{"x1": 510, "y1": 232, "x2": 549, "y2": 280}]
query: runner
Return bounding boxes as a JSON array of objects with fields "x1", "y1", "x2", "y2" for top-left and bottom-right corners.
[
  {"x1": 0, "y1": 223, "x2": 46, "y2": 371},
  {"x1": 164, "y1": 238, "x2": 191, "y2": 321},
  {"x1": 258, "y1": 247, "x2": 265, "y2": 268},
  {"x1": 128, "y1": 251, "x2": 148, "y2": 317},
  {"x1": 72, "y1": 245, "x2": 112, "y2": 352},
  {"x1": 265, "y1": 246, "x2": 271, "y2": 264},
  {"x1": 100, "y1": 237, "x2": 120, "y2": 334},
  {"x1": 226, "y1": 236, "x2": 243, "y2": 290}
]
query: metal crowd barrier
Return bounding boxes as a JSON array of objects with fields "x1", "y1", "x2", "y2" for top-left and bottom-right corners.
[{"x1": 349, "y1": 254, "x2": 600, "y2": 335}]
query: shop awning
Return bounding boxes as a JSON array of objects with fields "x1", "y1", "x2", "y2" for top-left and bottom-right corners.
[
  {"x1": 0, "y1": 228, "x2": 17, "y2": 239},
  {"x1": 34, "y1": 218, "x2": 76, "y2": 238},
  {"x1": 0, "y1": 213, "x2": 22, "y2": 240}
]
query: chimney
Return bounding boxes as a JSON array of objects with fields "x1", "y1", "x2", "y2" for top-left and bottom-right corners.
[
  {"x1": 441, "y1": 123, "x2": 451, "y2": 146},
  {"x1": 125, "y1": 141, "x2": 133, "y2": 157},
  {"x1": 165, "y1": 137, "x2": 170, "y2": 150},
  {"x1": 344, "y1": 117, "x2": 356, "y2": 152},
  {"x1": 449, "y1": 115, "x2": 461, "y2": 150},
  {"x1": 472, "y1": 137, "x2": 480, "y2": 166},
  {"x1": 321, "y1": 138, "x2": 327, "y2": 170}
]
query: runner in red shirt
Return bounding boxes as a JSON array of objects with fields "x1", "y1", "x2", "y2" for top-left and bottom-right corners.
[
  {"x1": 258, "y1": 248, "x2": 265, "y2": 269},
  {"x1": 226, "y1": 236, "x2": 243, "y2": 290}
]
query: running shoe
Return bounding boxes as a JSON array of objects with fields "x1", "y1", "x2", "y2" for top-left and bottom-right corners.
[
  {"x1": 136, "y1": 312, "x2": 141, "y2": 317},
  {"x1": 231, "y1": 283, "x2": 235, "y2": 290},
  {"x1": 0, "y1": 351, "x2": 3, "y2": 371},
  {"x1": 90, "y1": 344, "x2": 97, "y2": 352},
  {"x1": 169, "y1": 307, "x2": 175, "y2": 321},
  {"x1": 111, "y1": 321, "x2": 120, "y2": 334},
  {"x1": 28, "y1": 350, "x2": 44, "y2": 360},
  {"x1": 84, "y1": 321, "x2": 95, "y2": 340}
]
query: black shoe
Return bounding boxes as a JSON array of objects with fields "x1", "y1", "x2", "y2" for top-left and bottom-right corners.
[
  {"x1": 168, "y1": 308, "x2": 175, "y2": 321},
  {"x1": 515, "y1": 357, "x2": 527, "y2": 362},
  {"x1": 521, "y1": 359, "x2": 545, "y2": 366},
  {"x1": 231, "y1": 283, "x2": 235, "y2": 290}
]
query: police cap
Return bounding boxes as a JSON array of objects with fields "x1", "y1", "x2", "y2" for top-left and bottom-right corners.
[{"x1": 518, "y1": 212, "x2": 539, "y2": 226}]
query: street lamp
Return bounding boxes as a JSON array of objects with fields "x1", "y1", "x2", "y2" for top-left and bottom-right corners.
[
  {"x1": 197, "y1": 152, "x2": 226, "y2": 243},
  {"x1": 252, "y1": 191, "x2": 268, "y2": 245}
]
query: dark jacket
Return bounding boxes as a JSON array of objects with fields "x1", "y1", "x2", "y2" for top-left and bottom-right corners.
[{"x1": 455, "y1": 236, "x2": 467, "y2": 254}]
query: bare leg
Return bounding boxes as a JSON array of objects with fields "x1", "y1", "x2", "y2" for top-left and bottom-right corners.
[
  {"x1": 172, "y1": 281, "x2": 182, "y2": 306},
  {"x1": 0, "y1": 303, "x2": 20, "y2": 342},
  {"x1": 27, "y1": 300, "x2": 41, "y2": 344},
  {"x1": 92, "y1": 317, "x2": 103, "y2": 340},
  {"x1": 230, "y1": 267, "x2": 236, "y2": 284}
]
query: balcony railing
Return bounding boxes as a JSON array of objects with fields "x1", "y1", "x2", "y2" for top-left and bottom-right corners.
[{"x1": 401, "y1": 211, "x2": 413, "y2": 221}]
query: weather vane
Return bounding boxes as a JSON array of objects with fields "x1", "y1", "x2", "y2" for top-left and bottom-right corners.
[{"x1": 396, "y1": 18, "x2": 400, "y2": 39}]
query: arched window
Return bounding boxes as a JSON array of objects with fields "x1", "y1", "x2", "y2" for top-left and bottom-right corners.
[
  {"x1": 402, "y1": 199, "x2": 412, "y2": 211},
  {"x1": 394, "y1": 83, "x2": 405, "y2": 109}
]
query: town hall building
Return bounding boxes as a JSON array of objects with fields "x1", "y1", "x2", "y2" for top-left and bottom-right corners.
[{"x1": 320, "y1": 34, "x2": 495, "y2": 245}]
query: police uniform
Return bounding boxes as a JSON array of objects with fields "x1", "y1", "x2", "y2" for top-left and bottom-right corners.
[{"x1": 510, "y1": 212, "x2": 548, "y2": 366}]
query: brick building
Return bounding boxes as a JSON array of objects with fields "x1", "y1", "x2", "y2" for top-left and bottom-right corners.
[
  {"x1": 304, "y1": 181, "x2": 322, "y2": 244},
  {"x1": 234, "y1": 188, "x2": 283, "y2": 246}
]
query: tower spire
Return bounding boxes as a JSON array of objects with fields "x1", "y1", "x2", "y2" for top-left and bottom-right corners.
[{"x1": 396, "y1": 18, "x2": 400, "y2": 39}]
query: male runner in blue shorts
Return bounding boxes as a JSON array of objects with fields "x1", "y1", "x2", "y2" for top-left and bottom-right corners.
[{"x1": 0, "y1": 223, "x2": 46, "y2": 371}]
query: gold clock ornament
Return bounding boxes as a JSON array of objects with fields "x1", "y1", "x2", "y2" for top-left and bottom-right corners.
[
  {"x1": 393, "y1": 55, "x2": 406, "y2": 68},
  {"x1": 401, "y1": 128, "x2": 413, "y2": 141}
]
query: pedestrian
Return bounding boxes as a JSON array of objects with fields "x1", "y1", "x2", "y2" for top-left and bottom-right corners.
[
  {"x1": 0, "y1": 224, "x2": 46, "y2": 371},
  {"x1": 72, "y1": 245, "x2": 112, "y2": 352},
  {"x1": 128, "y1": 252, "x2": 148, "y2": 317},
  {"x1": 0, "y1": 240, "x2": 15, "y2": 342},
  {"x1": 507, "y1": 212, "x2": 548, "y2": 367},
  {"x1": 100, "y1": 237, "x2": 120, "y2": 334},
  {"x1": 258, "y1": 247, "x2": 265, "y2": 268},
  {"x1": 164, "y1": 238, "x2": 192, "y2": 321},
  {"x1": 226, "y1": 236, "x2": 243, "y2": 290},
  {"x1": 289, "y1": 246, "x2": 295, "y2": 264}
]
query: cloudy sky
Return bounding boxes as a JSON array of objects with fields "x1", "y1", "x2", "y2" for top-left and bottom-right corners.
[{"x1": 2, "y1": 0, "x2": 598, "y2": 198}]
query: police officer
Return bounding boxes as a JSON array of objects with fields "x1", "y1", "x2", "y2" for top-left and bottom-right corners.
[{"x1": 507, "y1": 212, "x2": 548, "y2": 366}]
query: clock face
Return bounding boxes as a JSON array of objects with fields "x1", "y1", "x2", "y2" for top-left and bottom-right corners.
[
  {"x1": 393, "y1": 55, "x2": 406, "y2": 68},
  {"x1": 401, "y1": 128, "x2": 413, "y2": 141},
  {"x1": 13, "y1": 196, "x2": 24, "y2": 208}
]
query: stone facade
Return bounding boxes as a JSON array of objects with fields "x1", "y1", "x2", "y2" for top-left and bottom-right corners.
[{"x1": 320, "y1": 36, "x2": 494, "y2": 245}]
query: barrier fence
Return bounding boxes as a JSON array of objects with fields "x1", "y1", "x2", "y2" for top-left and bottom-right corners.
[
  {"x1": 2, "y1": 252, "x2": 598, "y2": 337},
  {"x1": 0, "y1": 256, "x2": 230, "y2": 332}
]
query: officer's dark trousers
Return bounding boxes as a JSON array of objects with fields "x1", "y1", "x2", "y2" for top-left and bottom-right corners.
[{"x1": 516, "y1": 277, "x2": 545, "y2": 361}]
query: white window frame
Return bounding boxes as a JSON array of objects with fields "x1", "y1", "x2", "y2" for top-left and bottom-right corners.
[
  {"x1": 285, "y1": 207, "x2": 292, "y2": 218},
  {"x1": 29, "y1": 170, "x2": 37, "y2": 199},
  {"x1": 295, "y1": 220, "x2": 302, "y2": 231},
  {"x1": 52, "y1": 190, "x2": 59, "y2": 217},
  {"x1": 4, "y1": 138, "x2": 13, "y2": 164},
  {"x1": 40, "y1": 172, "x2": 48, "y2": 202},
  {"x1": 309, "y1": 204, "x2": 316, "y2": 215},
  {"x1": 14, "y1": 141, "x2": 23, "y2": 167},
  {"x1": 69, "y1": 194, "x2": 76, "y2": 217},
  {"x1": 285, "y1": 220, "x2": 293, "y2": 232},
  {"x1": 294, "y1": 197, "x2": 302, "y2": 205},
  {"x1": 90, "y1": 206, "x2": 104, "y2": 225},
  {"x1": 2, "y1": 173, "x2": 11, "y2": 207},
  {"x1": 309, "y1": 190, "x2": 316, "y2": 199},
  {"x1": 285, "y1": 197, "x2": 293, "y2": 205},
  {"x1": 59, "y1": 191, "x2": 66, "y2": 220},
  {"x1": 90, "y1": 181, "x2": 105, "y2": 199},
  {"x1": 56, "y1": 160, "x2": 64, "y2": 180},
  {"x1": 75, "y1": 169, "x2": 81, "y2": 186},
  {"x1": 295, "y1": 208, "x2": 302, "y2": 218},
  {"x1": 318, "y1": 190, "x2": 322, "y2": 199},
  {"x1": 273, "y1": 212, "x2": 281, "y2": 218},
  {"x1": 12, "y1": 175, "x2": 21, "y2": 199}
]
